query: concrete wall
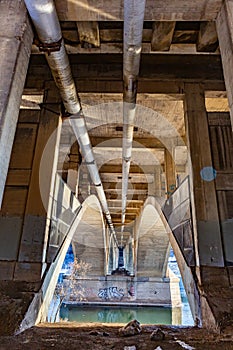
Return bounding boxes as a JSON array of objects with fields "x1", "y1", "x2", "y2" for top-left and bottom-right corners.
[{"x1": 61, "y1": 269, "x2": 181, "y2": 308}]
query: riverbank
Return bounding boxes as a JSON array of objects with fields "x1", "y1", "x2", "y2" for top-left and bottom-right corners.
[{"x1": 0, "y1": 322, "x2": 233, "y2": 349}]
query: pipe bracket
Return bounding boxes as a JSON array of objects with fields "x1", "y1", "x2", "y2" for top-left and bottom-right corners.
[{"x1": 37, "y1": 38, "x2": 62, "y2": 54}]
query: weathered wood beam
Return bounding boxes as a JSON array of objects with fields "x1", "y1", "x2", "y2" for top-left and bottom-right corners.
[
  {"x1": 151, "y1": 21, "x2": 175, "y2": 51},
  {"x1": 55, "y1": 0, "x2": 223, "y2": 21},
  {"x1": 196, "y1": 22, "x2": 218, "y2": 52},
  {"x1": 76, "y1": 21, "x2": 100, "y2": 48}
]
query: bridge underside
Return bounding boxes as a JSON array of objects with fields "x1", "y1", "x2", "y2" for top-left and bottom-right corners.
[{"x1": 0, "y1": 0, "x2": 233, "y2": 336}]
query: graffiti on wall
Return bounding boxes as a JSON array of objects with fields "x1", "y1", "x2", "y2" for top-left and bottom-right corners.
[{"x1": 98, "y1": 286, "x2": 124, "y2": 300}]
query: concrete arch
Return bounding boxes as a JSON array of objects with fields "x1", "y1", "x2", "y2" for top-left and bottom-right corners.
[
  {"x1": 71, "y1": 194, "x2": 107, "y2": 276},
  {"x1": 20, "y1": 194, "x2": 107, "y2": 331},
  {"x1": 135, "y1": 196, "x2": 170, "y2": 278}
]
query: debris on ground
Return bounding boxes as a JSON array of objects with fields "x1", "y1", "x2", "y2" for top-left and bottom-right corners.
[
  {"x1": 119, "y1": 320, "x2": 142, "y2": 337},
  {"x1": 0, "y1": 322, "x2": 233, "y2": 349},
  {"x1": 150, "y1": 328, "x2": 165, "y2": 341}
]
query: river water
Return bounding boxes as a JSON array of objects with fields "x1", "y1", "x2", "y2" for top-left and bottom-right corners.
[{"x1": 57, "y1": 249, "x2": 194, "y2": 326}]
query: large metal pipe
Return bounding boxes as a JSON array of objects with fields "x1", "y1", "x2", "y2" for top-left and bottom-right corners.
[
  {"x1": 24, "y1": 0, "x2": 80, "y2": 114},
  {"x1": 121, "y1": 0, "x2": 146, "y2": 245},
  {"x1": 70, "y1": 114, "x2": 118, "y2": 244},
  {"x1": 24, "y1": 0, "x2": 117, "y2": 244}
]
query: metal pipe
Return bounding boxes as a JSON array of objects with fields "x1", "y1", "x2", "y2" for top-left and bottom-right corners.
[
  {"x1": 121, "y1": 0, "x2": 146, "y2": 245},
  {"x1": 24, "y1": 0, "x2": 117, "y2": 244},
  {"x1": 24, "y1": 0, "x2": 80, "y2": 114},
  {"x1": 69, "y1": 115, "x2": 118, "y2": 245}
]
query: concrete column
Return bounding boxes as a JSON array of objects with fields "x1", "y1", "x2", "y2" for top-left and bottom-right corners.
[
  {"x1": 16, "y1": 84, "x2": 62, "y2": 280},
  {"x1": 148, "y1": 165, "x2": 162, "y2": 197},
  {"x1": 184, "y1": 83, "x2": 224, "y2": 267},
  {"x1": 0, "y1": 1, "x2": 33, "y2": 206},
  {"x1": 67, "y1": 169, "x2": 79, "y2": 194},
  {"x1": 108, "y1": 243, "x2": 114, "y2": 274},
  {"x1": 216, "y1": 0, "x2": 233, "y2": 128},
  {"x1": 165, "y1": 149, "x2": 176, "y2": 198},
  {"x1": 67, "y1": 141, "x2": 81, "y2": 195},
  {"x1": 0, "y1": 84, "x2": 61, "y2": 334},
  {"x1": 127, "y1": 240, "x2": 134, "y2": 275}
]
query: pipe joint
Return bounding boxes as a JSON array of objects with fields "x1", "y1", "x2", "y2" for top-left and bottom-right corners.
[
  {"x1": 124, "y1": 75, "x2": 137, "y2": 94},
  {"x1": 37, "y1": 37, "x2": 62, "y2": 54},
  {"x1": 123, "y1": 156, "x2": 131, "y2": 162},
  {"x1": 84, "y1": 160, "x2": 95, "y2": 165}
]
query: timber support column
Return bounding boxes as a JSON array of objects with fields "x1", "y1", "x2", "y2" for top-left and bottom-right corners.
[
  {"x1": 0, "y1": 83, "x2": 62, "y2": 335},
  {"x1": 216, "y1": 0, "x2": 233, "y2": 128},
  {"x1": 184, "y1": 83, "x2": 225, "y2": 329},
  {"x1": 0, "y1": 0, "x2": 33, "y2": 206}
]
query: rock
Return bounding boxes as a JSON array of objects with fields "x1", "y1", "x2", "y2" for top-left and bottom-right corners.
[
  {"x1": 119, "y1": 319, "x2": 142, "y2": 337},
  {"x1": 124, "y1": 346, "x2": 137, "y2": 350},
  {"x1": 154, "y1": 347, "x2": 163, "y2": 350},
  {"x1": 103, "y1": 331, "x2": 110, "y2": 337},
  {"x1": 89, "y1": 330, "x2": 101, "y2": 336},
  {"x1": 89, "y1": 330, "x2": 110, "y2": 337},
  {"x1": 150, "y1": 328, "x2": 165, "y2": 341}
]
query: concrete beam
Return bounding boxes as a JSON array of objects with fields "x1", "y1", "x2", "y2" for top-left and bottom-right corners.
[
  {"x1": 196, "y1": 22, "x2": 218, "y2": 52},
  {"x1": 151, "y1": 22, "x2": 175, "y2": 51},
  {"x1": 216, "y1": 0, "x2": 233, "y2": 128},
  {"x1": 55, "y1": 0, "x2": 223, "y2": 21},
  {"x1": 0, "y1": 1, "x2": 33, "y2": 206},
  {"x1": 76, "y1": 21, "x2": 100, "y2": 48}
]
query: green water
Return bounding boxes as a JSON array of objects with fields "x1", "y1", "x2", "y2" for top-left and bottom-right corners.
[{"x1": 60, "y1": 305, "x2": 172, "y2": 324}]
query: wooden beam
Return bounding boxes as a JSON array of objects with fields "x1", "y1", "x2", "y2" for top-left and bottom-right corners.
[
  {"x1": 151, "y1": 21, "x2": 175, "y2": 51},
  {"x1": 196, "y1": 22, "x2": 218, "y2": 52},
  {"x1": 76, "y1": 21, "x2": 100, "y2": 48}
]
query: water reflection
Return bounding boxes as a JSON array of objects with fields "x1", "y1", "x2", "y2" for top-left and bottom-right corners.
[{"x1": 60, "y1": 305, "x2": 172, "y2": 324}]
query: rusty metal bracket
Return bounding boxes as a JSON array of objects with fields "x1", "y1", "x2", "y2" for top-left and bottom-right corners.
[{"x1": 37, "y1": 38, "x2": 62, "y2": 54}]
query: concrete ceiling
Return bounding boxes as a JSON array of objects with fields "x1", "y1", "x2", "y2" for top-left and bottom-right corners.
[{"x1": 23, "y1": 0, "x2": 230, "y2": 245}]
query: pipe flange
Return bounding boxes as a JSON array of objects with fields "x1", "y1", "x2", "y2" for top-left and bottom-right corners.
[{"x1": 37, "y1": 38, "x2": 62, "y2": 54}]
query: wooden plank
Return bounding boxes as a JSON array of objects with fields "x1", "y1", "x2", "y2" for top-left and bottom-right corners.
[
  {"x1": 76, "y1": 21, "x2": 100, "y2": 48},
  {"x1": 151, "y1": 22, "x2": 175, "y2": 51},
  {"x1": 55, "y1": 0, "x2": 223, "y2": 21},
  {"x1": 197, "y1": 22, "x2": 218, "y2": 52}
]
